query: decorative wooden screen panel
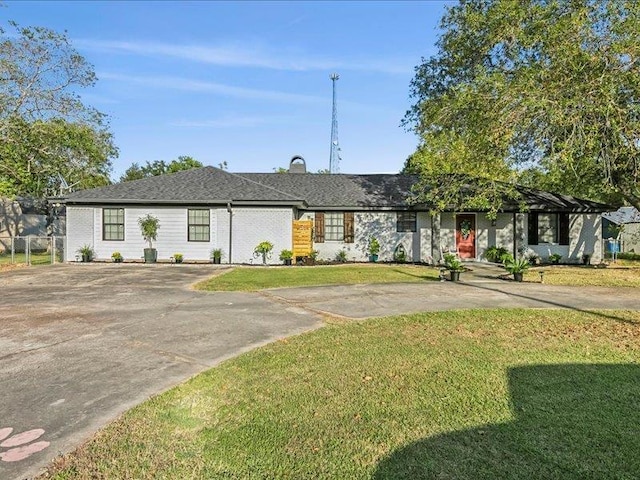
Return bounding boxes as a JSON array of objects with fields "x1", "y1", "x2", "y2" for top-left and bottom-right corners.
[{"x1": 293, "y1": 220, "x2": 313, "y2": 258}]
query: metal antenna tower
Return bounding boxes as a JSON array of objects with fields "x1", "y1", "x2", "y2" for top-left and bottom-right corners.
[{"x1": 329, "y1": 73, "x2": 341, "y2": 173}]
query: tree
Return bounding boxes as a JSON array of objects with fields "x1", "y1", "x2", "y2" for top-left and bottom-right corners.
[
  {"x1": 0, "y1": 21, "x2": 116, "y2": 198},
  {"x1": 404, "y1": 0, "x2": 640, "y2": 211},
  {"x1": 119, "y1": 156, "x2": 203, "y2": 182}
]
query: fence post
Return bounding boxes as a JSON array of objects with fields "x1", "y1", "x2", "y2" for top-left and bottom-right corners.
[
  {"x1": 11, "y1": 236, "x2": 15, "y2": 264},
  {"x1": 52, "y1": 235, "x2": 56, "y2": 264},
  {"x1": 26, "y1": 235, "x2": 31, "y2": 266}
]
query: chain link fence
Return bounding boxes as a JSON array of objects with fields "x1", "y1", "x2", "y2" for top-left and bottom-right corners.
[{"x1": 0, "y1": 236, "x2": 65, "y2": 266}]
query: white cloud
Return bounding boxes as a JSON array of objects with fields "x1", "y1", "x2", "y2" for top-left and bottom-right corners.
[
  {"x1": 99, "y1": 72, "x2": 323, "y2": 103},
  {"x1": 78, "y1": 39, "x2": 412, "y2": 74}
]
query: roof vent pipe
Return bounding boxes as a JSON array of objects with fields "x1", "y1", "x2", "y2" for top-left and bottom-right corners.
[{"x1": 288, "y1": 155, "x2": 307, "y2": 174}]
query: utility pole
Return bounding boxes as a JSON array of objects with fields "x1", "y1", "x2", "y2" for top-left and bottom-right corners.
[{"x1": 329, "y1": 73, "x2": 341, "y2": 173}]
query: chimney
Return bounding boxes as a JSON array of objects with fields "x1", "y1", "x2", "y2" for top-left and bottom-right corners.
[{"x1": 288, "y1": 155, "x2": 307, "y2": 174}]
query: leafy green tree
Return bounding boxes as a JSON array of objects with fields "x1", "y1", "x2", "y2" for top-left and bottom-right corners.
[
  {"x1": 119, "y1": 156, "x2": 203, "y2": 182},
  {"x1": 0, "y1": 21, "x2": 116, "y2": 198},
  {"x1": 405, "y1": 0, "x2": 640, "y2": 211}
]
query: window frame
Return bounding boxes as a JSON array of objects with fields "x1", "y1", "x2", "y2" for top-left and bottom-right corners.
[
  {"x1": 537, "y1": 213, "x2": 559, "y2": 244},
  {"x1": 324, "y1": 212, "x2": 344, "y2": 241},
  {"x1": 396, "y1": 211, "x2": 417, "y2": 233},
  {"x1": 187, "y1": 209, "x2": 210, "y2": 242},
  {"x1": 102, "y1": 208, "x2": 125, "y2": 241}
]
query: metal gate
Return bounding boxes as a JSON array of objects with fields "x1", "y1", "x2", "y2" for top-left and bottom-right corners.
[{"x1": 0, "y1": 236, "x2": 65, "y2": 266}]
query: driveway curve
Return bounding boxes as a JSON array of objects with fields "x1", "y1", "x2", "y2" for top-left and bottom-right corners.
[
  {"x1": 2, "y1": 264, "x2": 639, "y2": 479},
  {"x1": 0, "y1": 264, "x2": 322, "y2": 480}
]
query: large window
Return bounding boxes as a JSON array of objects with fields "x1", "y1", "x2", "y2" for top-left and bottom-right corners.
[
  {"x1": 538, "y1": 213, "x2": 558, "y2": 244},
  {"x1": 188, "y1": 209, "x2": 210, "y2": 242},
  {"x1": 397, "y1": 212, "x2": 417, "y2": 232},
  {"x1": 529, "y1": 212, "x2": 569, "y2": 245},
  {"x1": 324, "y1": 212, "x2": 344, "y2": 241},
  {"x1": 103, "y1": 208, "x2": 124, "y2": 241}
]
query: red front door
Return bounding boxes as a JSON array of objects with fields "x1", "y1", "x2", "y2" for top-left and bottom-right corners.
[{"x1": 456, "y1": 214, "x2": 476, "y2": 259}]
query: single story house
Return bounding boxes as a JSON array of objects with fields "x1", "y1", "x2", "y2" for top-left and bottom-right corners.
[{"x1": 59, "y1": 157, "x2": 609, "y2": 264}]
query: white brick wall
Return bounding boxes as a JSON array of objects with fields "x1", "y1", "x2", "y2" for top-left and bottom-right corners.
[
  {"x1": 66, "y1": 207, "x2": 94, "y2": 261},
  {"x1": 301, "y1": 211, "x2": 430, "y2": 263},
  {"x1": 229, "y1": 208, "x2": 293, "y2": 264}
]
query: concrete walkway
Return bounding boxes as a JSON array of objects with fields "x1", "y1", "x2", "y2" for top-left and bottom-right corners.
[{"x1": 1, "y1": 263, "x2": 638, "y2": 479}]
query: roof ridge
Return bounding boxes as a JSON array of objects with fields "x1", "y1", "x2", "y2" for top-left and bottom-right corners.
[{"x1": 229, "y1": 171, "x2": 301, "y2": 200}]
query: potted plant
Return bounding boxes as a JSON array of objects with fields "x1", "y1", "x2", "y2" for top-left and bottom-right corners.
[
  {"x1": 78, "y1": 244, "x2": 94, "y2": 263},
  {"x1": 253, "y1": 241, "x2": 274, "y2": 265},
  {"x1": 173, "y1": 253, "x2": 183, "y2": 264},
  {"x1": 111, "y1": 251, "x2": 123, "y2": 263},
  {"x1": 211, "y1": 248, "x2": 223, "y2": 264},
  {"x1": 504, "y1": 257, "x2": 530, "y2": 282},
  {"x1": 549, "y1": 253, "x2": 562, "y2": 265},
  {"x1": 444, "y1": 253, "x2": 465, "y2": 281},
  {"x1": 393, "y1": 245, "x2": 407, "y2": 263},
  {"x1": 336, "y1": 249, "x2": 348, "y2": 263},
  {"x1": 368, "y1": 237, "x2": 381, "y2": 262},
  {"x1": 138, "y1": 214, "x2": 160, "y2": 263},
  {"x1": 279, "y1": 249, "x2": 293, "y2": 266},
  {"x1": 306, "y1": 249, "x2": 319, "y2": 266}
]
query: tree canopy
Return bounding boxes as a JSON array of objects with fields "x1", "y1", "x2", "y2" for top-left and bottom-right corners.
[
  {"x1": 0, "y1": 21, "x2": 116, "y2": 199},
  {"x1": 119, "y1": 156, "x2": 203, "y2": 182},
  {"x1": 404, "y1": 0, "x2": 640, "y2": 212}
]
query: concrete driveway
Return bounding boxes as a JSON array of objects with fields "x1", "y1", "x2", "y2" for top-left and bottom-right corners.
[
  {"x1": 2, "y1": 263, "x2": 640, "y2": 479},
  {"x1": 0, "y1": 264, "x2": 322, "y2": 480}
]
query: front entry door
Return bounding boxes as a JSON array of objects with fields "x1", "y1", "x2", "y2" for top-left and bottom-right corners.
[{"x1": 456, "y1": 214, "x2": 476, "y2": 259}]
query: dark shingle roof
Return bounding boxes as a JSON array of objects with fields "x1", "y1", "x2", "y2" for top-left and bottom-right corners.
[
  {"x1": 64, "y1": 167, "x2": 302, "y2": 205},
  {"x1": 62, "y1": 166, "x2": 611, "y2": 213},
  {"x1": 238, "y1": 173, "x2": 416, "y2": 208}
]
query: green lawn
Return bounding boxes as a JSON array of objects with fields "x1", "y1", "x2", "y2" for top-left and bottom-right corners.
[
  {"x1": 44, "y1": 309, "x2": 640, "y2": 479},
  {"x1": 195, "y1": 264, "x2": 440, "y2": 291},
  {"x1": 526, "y1": 265, "x2": 640, "y2": 287},
  {"x1": 0, "y1": 251, "x2": 53, "y2": 266}
]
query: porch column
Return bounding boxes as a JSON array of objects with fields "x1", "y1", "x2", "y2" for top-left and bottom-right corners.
[{"x1": 431, "y1": 213, "x2": 442, "y2": 262}]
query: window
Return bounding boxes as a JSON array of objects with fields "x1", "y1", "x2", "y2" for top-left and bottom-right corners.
[
  {"x1": 324, "y1": 212, "x2": 344, "y2": 241},
  {"x1": 314, "y1": 212, "x2": 353, "y2": 243},
  {"x1": 103, "y1": 208, "x2": 124, "y2": 241},
  {"x1": 188, "y1": 209, "x2": 210, "y2": 242},
  {"x1": 528, "y1": 212, "x2": 569, "y2": 245},
  {"x1": 538, "y1": 213, "x2": 558, "y2": 244},
  {"x1": 397, "y1": 212, "x2": 417, "y2": 232}
]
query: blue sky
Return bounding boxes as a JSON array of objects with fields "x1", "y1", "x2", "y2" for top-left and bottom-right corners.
[{"x1": 5, "y1": 1, "x2": 447, "y2": 179}]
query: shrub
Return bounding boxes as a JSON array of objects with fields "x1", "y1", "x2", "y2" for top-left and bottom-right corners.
[
  {"x1": 111, "y1": 251, "x2": 123, "y2": 262},
  {"x1": 444, "y1": 253, "x2": 464, "y2": 272},
  {"x1": 279, "y1": 249, "x2": 293, "y2": 261},
  {"x1": 253, "y1": 241, "x2": 274, "y2": 264},
  {"x1": 336, "y1": 249, "x2": 348, "y2": 263},
  {"x1": 368, "y1": 237, "x2": 381, "y2": 256},
  {"x1": 549, "y1": 253, "x2": 562, "y2": 264},
  {"x1": 504, "y1": 258, "x2": 530, "y2": 274},
  {"x1": 485, "y1": 245, "x2": 510, "y2": 263},
  {"x1": 173, "y1": 253, "x2": 183, "y2": 263}
]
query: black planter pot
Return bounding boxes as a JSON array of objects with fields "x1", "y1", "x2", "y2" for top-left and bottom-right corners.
[
  {"x1": 449, "y1": 271, "x2": 460, "y2": 281},
  {"x1": 113, "y1": 258, "x2": 123, "y2": 263},
  {"x1": 283, "y1": 259, "x2": 292, "y2": 266},
  {"x1": 513, "y1": 272, "x2": 524, "y2": 282},
  {"x1": 212, "y1": 257, "x2": 221, "y2": 264},
  {"x1": 144, "y1": 248, "x2": 157, "y2": 263},
  {"x1": 82, "y1": 253, "x2": 92, "y2": 263}
]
